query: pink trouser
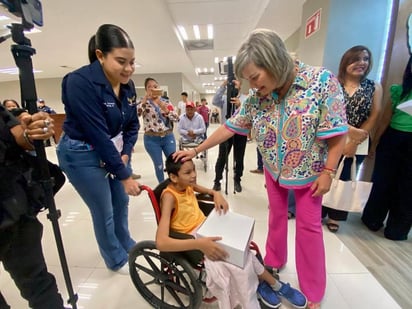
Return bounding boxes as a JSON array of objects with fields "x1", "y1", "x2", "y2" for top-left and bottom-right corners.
[{"x1": 264, "y1": 171, "x2": 326, "y2": 303}]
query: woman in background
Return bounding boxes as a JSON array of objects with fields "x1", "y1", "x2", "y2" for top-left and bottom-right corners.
[
  {"x1": 362, "y1": 55, "x2": 412, "y2": 241},
  {"x1": 322, "y1": 45, "x2": 382, "y2": 233},
  {"x1": 138, "y1": 77, "x2": 178, "y2": 183},
  {"x1": 2, "y1": 99, "x2": 20, "y2": 111},
  {"x1": 57, "y1": 24, "x2": 141, "y2": 274}
]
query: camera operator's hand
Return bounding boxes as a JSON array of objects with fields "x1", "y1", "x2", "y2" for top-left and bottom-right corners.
[
  {"x1": 21, "y1": 112, "x2": 54, "y2": 140},
  {"x1": 233, "y1": 79, "x2": 241, "y2": 90},
  {"x1": 230, "y1": 97, "x2": 241, "y2": 108}
]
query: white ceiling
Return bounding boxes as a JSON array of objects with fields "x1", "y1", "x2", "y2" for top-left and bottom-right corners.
[{"x1": 0, "y1": 0, "x2": 305, "y2": 93}]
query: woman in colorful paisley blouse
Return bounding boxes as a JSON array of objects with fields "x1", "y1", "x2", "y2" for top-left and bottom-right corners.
[
  {"x1": 175, "y1": 29, "x2": 348, "y2": 309},
  {"x1": 322, "y1": 45, "x2": 382, "y2": 233}
]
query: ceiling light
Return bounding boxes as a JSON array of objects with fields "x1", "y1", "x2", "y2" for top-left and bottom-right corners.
[
  {"x1": 0, "y1": 67, "x2": 42, "y2": 75},
  {"x1": 193, "y1": 25, "x2": 200, "y2": 40},
  {"x1": 214, "y1": 57, "x2": 219, "y2": 64},
  {"x1": 177, "y1": 25, "x2": 188, "y2": 41},
  {"x1": 207, "y1": 24, "x2": 213, "y2": 39}
]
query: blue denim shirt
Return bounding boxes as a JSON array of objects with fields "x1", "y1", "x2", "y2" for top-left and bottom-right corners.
[{"x1": 61, "y1": 60, "x2": 138, "y2": 180}]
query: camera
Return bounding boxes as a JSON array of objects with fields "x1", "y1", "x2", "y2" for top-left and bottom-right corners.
[{"x1": 0, "y1": 0, "x2": 43, "y2": 29}]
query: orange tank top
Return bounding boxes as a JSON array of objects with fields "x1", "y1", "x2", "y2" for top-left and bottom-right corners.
[{"x1": 161, "y1": 185, "x2": 206, "y2": 234}]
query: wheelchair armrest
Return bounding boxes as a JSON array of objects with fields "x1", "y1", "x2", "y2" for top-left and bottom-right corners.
[{"x1": 169, "y1": 230, "x2": 195, "y2": 240}]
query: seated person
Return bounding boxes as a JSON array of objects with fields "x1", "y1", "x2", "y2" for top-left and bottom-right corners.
[
  {"x1": 178, "y1": 101, "x2": 205, "y2": 144},
  {"x1": 155, "y1": 154, "x2": 307, "y2": 309}
]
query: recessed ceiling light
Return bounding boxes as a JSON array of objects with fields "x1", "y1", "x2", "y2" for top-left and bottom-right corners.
[
  {"x1": 193, "y1": 25, "x2": 200, "y2": 40},
  {"x1": 207, "y1": 24, "x2": 213, "y2": 39},
  {"x1": 0, "y1": 67, "x2": 42, "y2": 74},
  {"x1": 177, "y1": 25, "x2": 188, "y2": 41}
]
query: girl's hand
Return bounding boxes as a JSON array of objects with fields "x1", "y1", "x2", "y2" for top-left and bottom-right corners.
[
  {"x1": 121, "y1": 177, "x2": 142, "y2": 196},
  {"x1": 121, "y1": 154, "x2": 129, "y2": 166},
  {"x1": 199, "y1": 237, "x2": 228, "y2": 261},
  {"x1": 310, "y1": 173, "x2": 333, "y2": 197}
]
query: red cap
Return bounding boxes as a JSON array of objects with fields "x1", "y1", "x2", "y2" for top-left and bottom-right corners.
[{"x1": 186, "y1": 101, "x2": 195, "y2": 108}]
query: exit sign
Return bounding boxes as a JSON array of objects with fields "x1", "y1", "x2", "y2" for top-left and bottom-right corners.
[{"x1": 305, "y1": 9, "x2": 322, "y2": 39}]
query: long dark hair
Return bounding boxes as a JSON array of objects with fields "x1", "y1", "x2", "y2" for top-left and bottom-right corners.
[
  {"x1": 338, "y1": 45, "x2": 373, "y2": 84},
  {"x1": 144, "y1": 77, "x2": 157, "y2": 90},
  {"x1": 88, "y1": 24, "x2": 134, "y2": 63},
  {"x1": 2, "y1": 99, "x2": 20, "y2": 108},
  {"x1": 401, "y1": 55, "x2": 412, "y2": 100}
]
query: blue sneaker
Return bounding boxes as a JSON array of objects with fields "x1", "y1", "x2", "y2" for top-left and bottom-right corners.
[
  {"x1": 275, "y1": 280, "x2": 307, "y2": 309},
  {"x1": 257, "y1": 281, "x2": 281, "y2": 308}
]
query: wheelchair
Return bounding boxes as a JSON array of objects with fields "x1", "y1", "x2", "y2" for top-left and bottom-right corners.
[
  {"x1": 178, "y1": 138, "x2": 207, "y2": 172},
  {"x1": 128, "y1": 182, "x2": 263, "y2": 309}
]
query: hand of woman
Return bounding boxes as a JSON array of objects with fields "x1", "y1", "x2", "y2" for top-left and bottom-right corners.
[
  {"x1": 348, "y1": 127, "x2": 368, "y2": 144},
  {"x1": 121, "y1": 154, "x2": 129, "y2": 166},
  {"x1": 310, "y1": 173, "x2": 333, "y2": 197},
  {"x1": 342, "y1": 141, "x2": 357, "y2": 157},
  {"x1": 199, "y1": 237, "x2": 228, "y2": 261},
  {"x1": 173, "y1": 149, "x2": 196, "y2": 162},
  {"x1": 21, "y1": 112, "x2": 54, "y2": 140},
  {"x1": 121, "y1": 177, "x2": 142, "y2": 196}
]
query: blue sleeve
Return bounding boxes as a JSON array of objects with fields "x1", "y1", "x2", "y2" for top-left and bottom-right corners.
[
  {"x1": 62, "y1": 74, "x2": 130, "y2": 180},
  {"x1": 212, "y1": 87, "x2": 226, "y2": 108},
  {"x1": 121, "y1": 104, "x2": 138, "y2": 158},
  {"x1": 121, "y1": 83, "x2": 138, "y2": 157}
]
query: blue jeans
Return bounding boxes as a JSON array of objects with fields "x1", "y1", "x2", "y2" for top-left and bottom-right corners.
[
  {"x1": 144, "y1": 133, "x2": 176, "y2": 182},
  {"x1": 56, "y1": 134, "x2": 135, "y2": 270}
]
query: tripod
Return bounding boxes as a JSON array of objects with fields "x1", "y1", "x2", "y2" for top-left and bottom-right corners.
[
  {"x1": 223, "y1": 57, "x2": 238, "y2": 194},
  {"x1": 5, "y1": 23, "x2": 78, "y2": 309}
]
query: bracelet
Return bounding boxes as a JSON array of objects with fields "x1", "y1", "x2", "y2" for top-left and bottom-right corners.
[
  {"x1": 321, "y1": 170, "x2": 336, "y2": 178},
  {"x1": 23, "y1": 129, "x2": 34, "y2": 147},
  {"x1": 323, "y1": 167, "x2": 336, "y2": 172}
]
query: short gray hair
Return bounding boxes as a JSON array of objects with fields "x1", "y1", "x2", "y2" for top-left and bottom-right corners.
[{"x1": 235, "y1": 29, "x2": 294, "y2": 87}]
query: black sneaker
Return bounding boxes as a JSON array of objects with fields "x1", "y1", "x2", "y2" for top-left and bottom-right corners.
[
  {"x1": 234, "y1": 181, "x2": 242, "y2": 192},
  {"x1": 212, "y1": 182, "x2": 221, "y2": 191}
]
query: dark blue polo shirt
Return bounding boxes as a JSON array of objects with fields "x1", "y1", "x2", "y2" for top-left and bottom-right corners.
[{"x1": 61, "y1": 60, "x2": 138, "y2": 180}]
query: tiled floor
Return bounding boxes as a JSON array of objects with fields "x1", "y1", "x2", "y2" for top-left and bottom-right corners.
[{"x1": 0, "y1": 124, "x2": 401, "y2": 308}]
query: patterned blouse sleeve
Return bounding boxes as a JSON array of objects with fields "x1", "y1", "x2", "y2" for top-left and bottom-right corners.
[
  {"x1": 317, "y1": 70, "x2": 348, "y2": 139},
  {"x1": 225, "y1": 93, "x2": 254, "y2": 135}
]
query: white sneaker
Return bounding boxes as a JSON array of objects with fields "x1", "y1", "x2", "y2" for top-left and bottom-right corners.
[{"x1": 115, "y1": 262, "x2": 129, "y2": 275}]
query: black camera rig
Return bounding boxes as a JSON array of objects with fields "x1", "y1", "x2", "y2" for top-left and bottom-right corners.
[{"x1": 0, "y1": 1, "x2": 78, "y2": 308}]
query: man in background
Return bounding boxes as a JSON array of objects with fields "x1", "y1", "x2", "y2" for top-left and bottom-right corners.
[
  {"x1": 212, "y1": 80, "x2": 247, "y2": 193},
  {"x1": 177, "y1": 92, "x2": 188, "y2": 116},
  {"x1": 37, "y1": 99, "x2": 56, "y2": 114},
  {"x1": 178, "y1": 101, "x2": 206, "y2": 144},
  {"x1": 197, "y1": 98, "x2": 210, "y2": 138}
]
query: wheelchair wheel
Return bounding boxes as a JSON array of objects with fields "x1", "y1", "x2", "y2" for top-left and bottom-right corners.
[{"x1": 129, "y1": 240, "x2": 203, "y2": 309}]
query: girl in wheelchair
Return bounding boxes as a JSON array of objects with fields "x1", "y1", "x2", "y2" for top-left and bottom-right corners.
[{"x1": 155, "y1": 153, "x2": 307, "y2": 309}]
